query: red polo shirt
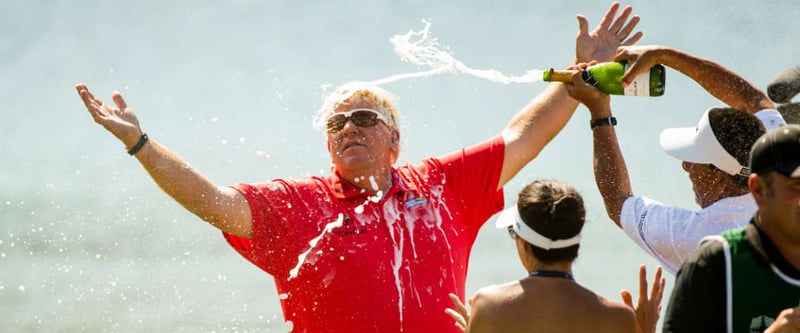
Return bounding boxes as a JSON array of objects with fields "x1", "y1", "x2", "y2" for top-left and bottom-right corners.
[{"x1": 223, "y1": 136, "x2": 505, "y2": 333}]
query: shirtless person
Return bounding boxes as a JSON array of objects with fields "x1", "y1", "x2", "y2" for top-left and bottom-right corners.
[{"x1": 462, "y1": 179, "x2": 665, "y2": 333}]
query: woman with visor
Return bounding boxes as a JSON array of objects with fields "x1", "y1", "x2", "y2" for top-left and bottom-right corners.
[{"x1": 452, "y1": 179, "x2": 665, "y2": 333}]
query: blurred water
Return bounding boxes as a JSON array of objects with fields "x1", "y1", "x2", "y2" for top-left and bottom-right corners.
[{"x1": 2, "y1": 0, "x2": 799, "y2": 332}]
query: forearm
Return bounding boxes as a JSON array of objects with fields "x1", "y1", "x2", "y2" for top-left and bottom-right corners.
[
  {"x1": 499, "y1": 84, "x2": 579, "y2": 188},
  {"x1": 133, "y1": 138, "x2": 252, "y2": 238},
  {"x1": 656, "y1": 46, "x2": 773, "y2": 112},
  {"x1": 589, "y1": 104, "x2": 632, "y2": 227}
]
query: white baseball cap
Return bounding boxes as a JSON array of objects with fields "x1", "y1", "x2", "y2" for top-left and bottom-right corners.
[{"x1": 659, "y1": 108, "x2": 786, "y2": 177}]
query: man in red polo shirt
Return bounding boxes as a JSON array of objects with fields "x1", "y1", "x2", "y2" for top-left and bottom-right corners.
[{"x1": 75, "y1": 3, "x2": 642, "y2": 332}]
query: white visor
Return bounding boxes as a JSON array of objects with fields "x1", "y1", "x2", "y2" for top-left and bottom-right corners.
[
  {"x1": 754, "y1": 109, "x2": 787, "y2": 133},
  {"x1": 659, "y1": 109, "x2": 749, "y2": 176},
  {"x1": 495, "y1": 206, "x2": 581, "y2": 250}
]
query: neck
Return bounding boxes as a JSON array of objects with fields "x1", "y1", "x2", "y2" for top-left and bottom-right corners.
[
  {"x1": 527, "y1": 260, "x2": 573, "y2": 277},
  {"x1": 340, "y1": 167, "x2": 394, "y2": 193},
  {"x1": 699, "y1": 181, "x2": 747, "y2": 208},
  {"x1": 757, "y1": 213, "x2": 800, "y2": 270}
]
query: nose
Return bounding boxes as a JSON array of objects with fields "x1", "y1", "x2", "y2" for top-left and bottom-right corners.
[{"x1": 338, "y1": 117, "x2": 359, "y2": 133}]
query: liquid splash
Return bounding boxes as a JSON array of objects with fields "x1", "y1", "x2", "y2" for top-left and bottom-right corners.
[
  {"x1": 288, "y1": 214, "x2": 345, "y2": 280},
  {"x1": 369, "y1": 20, "x2": 544, "y2": 86}
]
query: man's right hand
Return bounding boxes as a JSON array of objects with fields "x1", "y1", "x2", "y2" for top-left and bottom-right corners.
[{"x1": 76, "y1": 83, "x2": 144, "y2": 150}]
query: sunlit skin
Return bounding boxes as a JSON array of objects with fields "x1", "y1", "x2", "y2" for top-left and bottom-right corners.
[
  {"x1": 513, "y1": 235, "x2": 573, "y2": 276},
  {"x1": 682, "y1": 161, "x2": 729, "y2": 208},
  {"x1": 753, "y1": 173, "x2": 800, "y2": 253},
  {"x1": 326, "y1": 99, "x2": 399, "y2": 193}
]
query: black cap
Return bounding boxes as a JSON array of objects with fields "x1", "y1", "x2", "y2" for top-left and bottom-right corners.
[{"x1": 750, "y1": 124, "x2": 800, "y2": 178}]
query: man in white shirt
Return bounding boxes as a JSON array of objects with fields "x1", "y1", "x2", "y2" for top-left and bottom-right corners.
[{"x1": 565, "y1": 45, "x2": 786, "y2": 274}]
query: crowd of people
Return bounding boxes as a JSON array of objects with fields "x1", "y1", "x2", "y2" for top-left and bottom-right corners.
[{"x1": 76, "y1": 2, "x2": 800, "y2": 333}]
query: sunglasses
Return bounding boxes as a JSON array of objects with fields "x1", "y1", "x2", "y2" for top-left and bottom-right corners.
[
  {"x1": 507, "y1": 227, "x2": 518, "y2": 241},
  {"x1": 326, "y1": 108, "x2": 389, "y2": 133}
]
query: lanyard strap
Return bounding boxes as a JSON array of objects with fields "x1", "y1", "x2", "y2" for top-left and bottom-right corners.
[{"x1": 529, "y1": 270, "x2": 574, "y2": 281}]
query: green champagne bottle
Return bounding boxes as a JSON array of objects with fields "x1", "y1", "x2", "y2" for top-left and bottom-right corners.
[{"x1": 543, "y1": 62, "x2": 665, "y2": 96}]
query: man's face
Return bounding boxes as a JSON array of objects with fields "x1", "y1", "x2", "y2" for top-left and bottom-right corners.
[
  {"x1": 325, "y1": 100, "x2": 398, "y2": 175},
  {"x1": 682, "y1": 161, "x2": 725, "y2": 208},
  {"x1": 756, "y1": 172, "x2": 800, "y2": 241}
]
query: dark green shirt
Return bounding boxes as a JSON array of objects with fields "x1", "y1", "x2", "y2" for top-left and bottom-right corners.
[{"x1": 663, "y1": 219, "x2": 800, "y2": 333}]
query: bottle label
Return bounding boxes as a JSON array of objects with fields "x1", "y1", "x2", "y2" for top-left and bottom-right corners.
[{"x1": 624, "y1": 71, "x2": 651, "y2": 96}]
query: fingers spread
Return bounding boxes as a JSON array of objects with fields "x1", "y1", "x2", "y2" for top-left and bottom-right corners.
[
  {"x1": 638, "y1": 264, "x2": 649, "y2": 299},
  {"x1": 598, "y1": 2, "x2": 620, "y2": 29},
  {"x1": 622, "y1": 31, "x2": 644, "y2": 47},
  {"x1": 618, "y1": 15, "x2": 640, "y2": 41},
  {"x1": 608, "y1": 5, "x2": 632, "y2": 34},
  {"x1": 449, "y1": 293, "x2": 469, "y2": 314},
  {"x1": 112, "y1": 91, "x2": 128, "y2": 110},
  {"x1": 620, "y1": 289, "x2": 633, "y2": 308},
  {"x1": 575, "y1": 14, "x2": 589, "y2": 35}
]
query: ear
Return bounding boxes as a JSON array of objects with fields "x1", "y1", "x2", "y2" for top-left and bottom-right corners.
[
  {"x1": 390, "y1": 130, "x2": 400, "y2": 153},
  {"x1": 516, "y1": 239, "x2": 536, "y2": 271},
  {"x1": 749, "y1": 174, "x2": 765, "y2": 205}
]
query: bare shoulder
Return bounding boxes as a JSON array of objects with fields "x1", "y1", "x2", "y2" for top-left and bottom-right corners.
[
  {"x1": 470, "y1": 282, "x2": 520, "y2": 312},
  {"x1": 592, "y1": 294, "x2": 637, "y2": 332},
  {"x1": 468, "y1": 282, "x2": 523, "y2": 331}
]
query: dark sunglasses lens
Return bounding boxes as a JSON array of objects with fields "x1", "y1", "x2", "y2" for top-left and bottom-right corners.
[
  {"x1": 326, "y1": 114, "x2": 347, "y2": 132},
  {"x1": 350, "y1": 110, "x2": 379, "y2": 127}
]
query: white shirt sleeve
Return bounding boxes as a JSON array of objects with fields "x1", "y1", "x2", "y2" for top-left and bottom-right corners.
[{"x1": 620, "y1": 196, "x2": 695, "y2": 274}]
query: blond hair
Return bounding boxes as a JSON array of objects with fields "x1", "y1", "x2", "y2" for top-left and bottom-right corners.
[{"x1": 313, "y1": 82, "x2": 400, "y2": 132}]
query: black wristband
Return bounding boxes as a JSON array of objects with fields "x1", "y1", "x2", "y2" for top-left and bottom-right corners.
[
  {"x1": 127, "y1": 133, "x2": 149, "y2": 155},
  {"x1": 590, "y1": 116, "x2": 617, "y2": 130}
]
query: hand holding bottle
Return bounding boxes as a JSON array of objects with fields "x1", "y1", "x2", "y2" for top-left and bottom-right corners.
[
  {"x1": 544, "y1": 61, "x2": 665, "y2": 97},
  {"x1": 563, "y1": 63, "x2": 612, "y2": 116},
  {"x1": 614, "y1": 45, "x2": 669, "y2": 89}
]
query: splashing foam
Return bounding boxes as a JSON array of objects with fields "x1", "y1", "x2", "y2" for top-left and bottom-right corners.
[
  {"x1": 368, "y1": 20, "x2": 543, "y2": 86},
  {"x1": 288, "y1": 214, "x2": 345, "y2": 280}
]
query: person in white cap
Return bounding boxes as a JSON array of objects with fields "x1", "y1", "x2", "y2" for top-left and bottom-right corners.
[
  {"x1": 449, "y1": 179, "x2": 665, "y2": 333},
  {"x1": 663, "y1": 124, "x2": 800, "y2": 333},
  {"x1": 564, "y1": 46, "x2": 786, "y2": 275}
]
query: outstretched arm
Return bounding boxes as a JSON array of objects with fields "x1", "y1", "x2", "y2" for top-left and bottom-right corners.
[
  {"x1": 563, "y1": 63, "x2": 631, "y2": 226},
  {"x1": 616, "y1": 45, "x2": 774, "y2": 113},
  {"x1": 76, "y1": 84, "x2": 253, "y2": 239},
  {"x1": 499, "y1": 2, "x2": 642, "y2": 189}
]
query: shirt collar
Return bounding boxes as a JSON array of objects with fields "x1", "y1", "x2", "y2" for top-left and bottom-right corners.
[
  {"x1": 748, "y1": 219, "x2": 800, "y2": 279},
  {"x1": 328, "y1": 168, "x2": 413, "y2": 199}
]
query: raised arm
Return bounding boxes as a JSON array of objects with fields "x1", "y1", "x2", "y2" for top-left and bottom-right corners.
[
  {"x1": 616, "y1": 45, "x2": 774, "y2": 113},
  {"x1": 76, "y1": 84, "x2": 253, "y2": 239},
  {"x1": 498, "y1": 2, "x2": 642, "y2": 189},
  {"x1": 563, "y1": 66, "x2": 631, "y2": 226}
]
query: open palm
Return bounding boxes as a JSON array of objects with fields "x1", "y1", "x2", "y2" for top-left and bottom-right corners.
[
  {"x1": 76, "y1": 84, "x2": 143, "y2": 147},
  {"x1": 575, "y1": 2, "x2": 642, "y2": 64}
]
